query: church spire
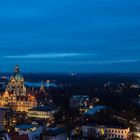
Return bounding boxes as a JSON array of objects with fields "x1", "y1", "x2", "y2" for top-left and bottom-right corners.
[{"x1": 40, "y1": 81, "x2": 45, "y2": 93}]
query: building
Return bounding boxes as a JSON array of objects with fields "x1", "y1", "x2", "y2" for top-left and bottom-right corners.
[
  {"x1": 28, "y1": 106, "x2": 58, "y2": 119},
  {"x1": 28, "y1": 106, "x2": 58, "y2": 126},
  {"x1": 0, "y1": 107, "x2": 16, "y2": 131},
  {"x1": 82, "y1": 121, "x2": 130, "y2": 140},
  {"x1": 41, "y1": 127, "x2": 67, "y2": 140},
  {"x1": 69, "y1": 95, "x2": 89, "y2": 109},
  {"x1": 35, "y1": 82, "x2": 50, "y2": 106},
  {"x1": 15, "y1": 124, "x2": 44, "y2": 140},
  {"x1": 0, "y1": 65, "x2": 37, "y2": 112}
]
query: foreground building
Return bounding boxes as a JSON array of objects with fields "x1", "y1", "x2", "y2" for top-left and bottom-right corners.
[
  {"x1": 0, "y1": 107, "x2": 16, "y2": 131},
  {"x1": 15, "y1": 124, "x2": 44, "y2": 140},
  {"x1": 0, "y1": 65, "x2": 37, "y2": 112}
]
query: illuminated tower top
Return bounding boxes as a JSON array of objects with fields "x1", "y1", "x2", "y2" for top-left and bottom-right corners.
[
  {"x1": 12, "y1": 65, "x2": 24, "y2": 81},
  {"x1": 14, "y1": 65, "x2": 20, "y2": 74}
]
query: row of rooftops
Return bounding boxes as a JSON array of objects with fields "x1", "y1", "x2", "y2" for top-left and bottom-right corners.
[
  {"x1": 43, "y1": 127, "x2": 66, "y2": 136},
  {"x1": 15, "y1": 124, "x2": 66, "y2": 137},
  {"x1": 84, "y1": 106, "x2": 107, "y2": 115},
  {"x1": 83, "y1": 120, "x2": 129, "y2": 129},
  {"x1": 15, "y1": 124, "x2": 35, "y2": 131}
]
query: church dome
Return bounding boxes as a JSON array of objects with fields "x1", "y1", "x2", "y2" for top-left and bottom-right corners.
[{"x1": 11, "y1": 65, "x2": 24, "y2": 82}]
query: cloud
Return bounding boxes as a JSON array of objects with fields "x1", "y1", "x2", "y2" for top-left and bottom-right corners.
[
  {"x1": 88, "y1": 59, "x2": 140, "y2": 65},
  {"x1": 3, "y1": 53, "x2": 140, "y2": 65},
  {"x1": 4, "y1": 53, "x2": 83, "y2": 59},
  {"x1": 42, "y1": 59, "x2": 139, "y2": 65},
  {"x1": 69, "y1": 59, "x2": 140, "y2": 65},
  {"x1": 3, "y1": 58, "x2": 139, "y2": 65}
]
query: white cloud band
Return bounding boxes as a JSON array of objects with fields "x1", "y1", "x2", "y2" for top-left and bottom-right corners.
[{"x1": 4, "y1": 53, "x2": 82, "y2": 59}]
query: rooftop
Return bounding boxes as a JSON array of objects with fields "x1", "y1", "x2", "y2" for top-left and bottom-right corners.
[
  {"x1": 43, "y1": 127, "x2": 66, "y2": 136},
  {"x1": 84, "y1": 120, "x2": 129, "y2": 129},
  {"x1": 84, "y1": 106, "x2": 107, "y2": 116},
  {"x1": 15, "y1": 124, "x2": 35, "y2": 131},
  {"x1": 72, "y1": 95, "x2": 89, "y2": 99}
]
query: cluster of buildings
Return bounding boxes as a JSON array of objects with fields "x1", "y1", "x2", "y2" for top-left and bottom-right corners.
[
  {"x1": 69, "y1": 95, "x2": 131, "y2": 140},
  {"x1": 0, "y1": 66, "x2": 139, "y2": 140},
  {"x1": 0, "y1": 65, "x2": 37, "y2": 112},
  {"x1": 0, "y1": 66, "x2": 59, "y2": 139}
]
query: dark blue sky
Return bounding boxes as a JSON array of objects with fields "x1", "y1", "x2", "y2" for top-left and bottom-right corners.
[{"x1": 0, "y1": 0, "x2": 140, "y2": 72}]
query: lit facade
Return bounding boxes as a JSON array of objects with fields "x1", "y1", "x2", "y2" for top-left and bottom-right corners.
[
  {"x1": 0, "y1": 107, "x2": 16, "y2": 131},
  {"x1": 82, "y1": 125, "x2": 130, "y2": 140},
  {"x1": 28, "y1": 106, "x2": 58, "y2": 126},
  {"x1": 0, "y1": 65, "x2": 37, "y2": 112}
]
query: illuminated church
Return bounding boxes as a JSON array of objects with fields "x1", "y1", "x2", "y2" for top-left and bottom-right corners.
[{"x1": 0, "y1": 65, "x2": 37, "y2": 112}]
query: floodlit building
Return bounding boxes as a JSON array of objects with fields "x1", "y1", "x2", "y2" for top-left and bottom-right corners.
[
  {"x1": 0, "y1": 65, "x2": 37, "y2": 112},
  {"x1": 28, "y1": 106, "x2": 58, "y2": 127},
  {"x1": 28, "y1": 106, "x2": 58, "y2": 119}
]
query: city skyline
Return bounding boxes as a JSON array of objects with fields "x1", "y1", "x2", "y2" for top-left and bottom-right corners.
[{"x1": 0, "y1": 0, "x2": 140, "y2": 72}]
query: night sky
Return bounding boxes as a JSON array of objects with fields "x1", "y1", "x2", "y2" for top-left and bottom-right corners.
[{"x1": 0, "y1": 0, "x2": 140, "y2": 73}]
